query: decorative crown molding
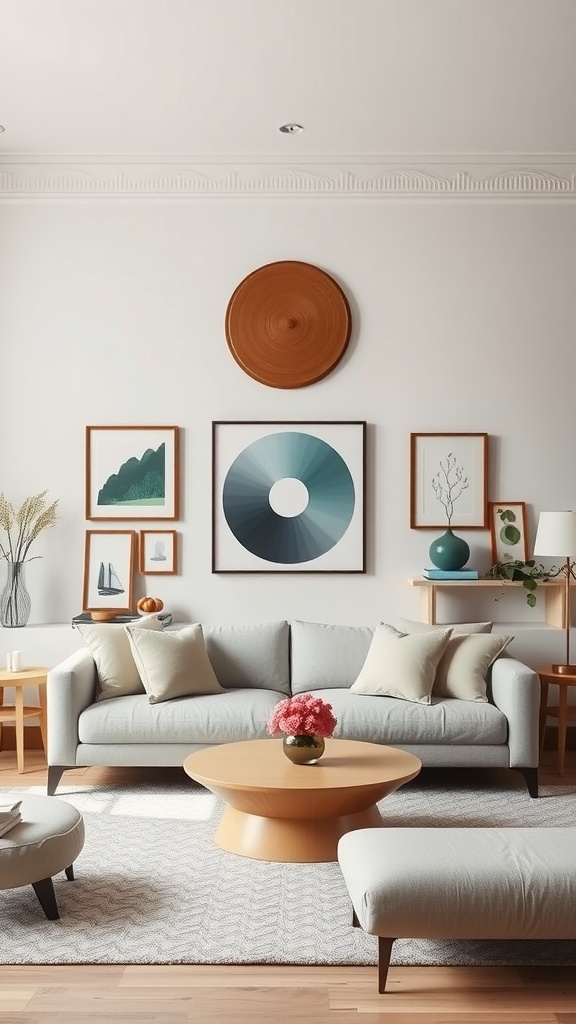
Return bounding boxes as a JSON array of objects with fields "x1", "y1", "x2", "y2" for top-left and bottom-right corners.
[{"x1": 1, "y1": 156, "x2": 576, "y2": 199}]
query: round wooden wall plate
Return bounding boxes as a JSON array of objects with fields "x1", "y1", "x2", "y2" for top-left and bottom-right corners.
[{"x1": 225, "y1": 260, "x2": 351, "y2": 389}]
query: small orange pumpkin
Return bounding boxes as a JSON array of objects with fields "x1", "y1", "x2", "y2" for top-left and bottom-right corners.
[{"x1": 137, "y1": 596, "x2": 164, "y2": 613}]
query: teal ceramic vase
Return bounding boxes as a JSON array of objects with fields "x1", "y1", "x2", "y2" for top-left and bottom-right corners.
[{"x1": 428, "y1": 529, "x2": 470, "y2": 571}]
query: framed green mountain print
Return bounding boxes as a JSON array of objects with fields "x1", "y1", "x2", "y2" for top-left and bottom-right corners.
[{"x1": 86, "y1": 426, "x2": 180, "y2": 520}]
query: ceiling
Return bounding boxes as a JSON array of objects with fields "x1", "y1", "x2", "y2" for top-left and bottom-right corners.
[{"x1": 1, "y1": 0, "x2": 575, "y2": 159}]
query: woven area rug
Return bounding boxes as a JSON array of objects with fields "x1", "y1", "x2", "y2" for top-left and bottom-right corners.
[{"x1": 2, "y1": 766, "x2": 576, "y2": 966}]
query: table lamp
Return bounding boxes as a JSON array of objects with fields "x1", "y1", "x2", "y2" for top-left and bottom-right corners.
[{"x1": 533, "y1": 510, "x2": 576, "y2": 674}]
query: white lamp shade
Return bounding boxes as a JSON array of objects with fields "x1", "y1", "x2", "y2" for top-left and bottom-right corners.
[{"x1": 533, "y1": 510, "x2": 576, "y2": 557}]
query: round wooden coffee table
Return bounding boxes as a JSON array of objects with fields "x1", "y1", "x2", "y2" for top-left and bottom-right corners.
[{"x1": 183, "y1": 738, "x2": 421, "y2": 863}]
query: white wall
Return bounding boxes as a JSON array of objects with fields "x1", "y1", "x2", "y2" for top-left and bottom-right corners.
[{"x1": 1, "y1": 198, "x2": 575, "y2": 669}]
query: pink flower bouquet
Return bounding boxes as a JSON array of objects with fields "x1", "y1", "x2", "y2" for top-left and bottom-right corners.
[{"x1": 268, "y1": 693, "x2": 337, "y2": 738}]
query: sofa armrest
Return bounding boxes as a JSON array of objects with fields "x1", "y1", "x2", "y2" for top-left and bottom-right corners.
[
  {"x1": 47, "y1": 648, "x2": 97, "y2": 766},
  {"x1": 489, "y1": 656, "x2": 540, "y2": 768}
]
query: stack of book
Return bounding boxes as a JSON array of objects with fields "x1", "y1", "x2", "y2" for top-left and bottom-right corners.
[
  {"x1": 422, "y1": 568, "x2": 479, "y2": 580},
  {"x1": 0, "y1": 800, "x2": 22, "y2": 838}
]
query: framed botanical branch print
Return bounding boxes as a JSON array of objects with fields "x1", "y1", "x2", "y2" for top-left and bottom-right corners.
[
  {"x1": 410, "y1": 432, "x2": 488, "y2": 529},
  {"x1": 83, "y1": 530, "x2": 136, "y2": 615},
  {"x1": 139, "y1": 530, "x2": 177, "y2": 575},
  {"x1": 86, "y1": 426, "x2": 180, "y2": 520},
  {"x1": 212, "y1": 420, "x2": 366, "y2": 572},
  {"x1": 489, "y1": 502, "x2": 528, "y2": 563}
]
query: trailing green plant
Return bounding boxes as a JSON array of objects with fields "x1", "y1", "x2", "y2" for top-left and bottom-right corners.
[{"x1": 484, "y1": 557, "x2": 559, "y2": 607}]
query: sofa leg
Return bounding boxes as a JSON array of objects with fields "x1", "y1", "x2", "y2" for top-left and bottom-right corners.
[
  {"x1": 65, "y1": 864, "x2": 75, "y2": 881},
  {"x1": 378, "y1": 937, "x2": 395, "y2": 993},
  {"x1": 516, "y1": 767, "x2": 539, "y2": 798},
  {"x1": 31, "y1": 877, "x2": 59, "y2": 920},
  {"x1": 47, "y1": 766, "x2": 69, "y2": 796}
]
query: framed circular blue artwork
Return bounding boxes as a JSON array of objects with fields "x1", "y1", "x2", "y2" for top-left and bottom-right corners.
[{"x1": 213, "y1": 422, "x2": 366, "y2": 573}]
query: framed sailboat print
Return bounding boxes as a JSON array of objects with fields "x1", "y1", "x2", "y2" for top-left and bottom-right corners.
[
  {"x1": 83, "y1": 530, "x2": 136, "y2": 617},
  {"x1": 86, "y1": 426, "x2": 180, "y2": 520}
]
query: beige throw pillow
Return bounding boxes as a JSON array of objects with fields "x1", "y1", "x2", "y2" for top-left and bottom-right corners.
[
  {"x1": 433, "y1": 633, "x2": 513, "y2": 702},
  {"x1": 350, "y1": 623, "x2": 453, "y2": 705},
  {"x1": 76, "y1": 613, "x2": 164, "y2": 701},
  {"x1": 125, "y1": 623, "x2": 225, "y2": 704}
]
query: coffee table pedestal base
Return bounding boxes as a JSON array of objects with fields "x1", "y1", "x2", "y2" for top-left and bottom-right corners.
[{"x1": 215, "y1": 803, "x2": 384, "y2": 862}]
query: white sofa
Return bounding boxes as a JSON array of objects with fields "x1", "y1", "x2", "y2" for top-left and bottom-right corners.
[{"x1": 46, "y1": 619, "x2": 541, "y2": 797}]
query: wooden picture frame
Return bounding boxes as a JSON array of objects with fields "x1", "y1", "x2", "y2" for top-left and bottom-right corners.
[
  {"x1": 212, "y1": 420, "x2": 366, "y2": 573},
  {"x1": 489, "y1": 502, "x2": 528, "y2": 563},
  {"x1": 83, "y1": 530, "x2": 136, "y2": 615},
  {"x1": 86, "y1": 425, "x2": 180, "y2": 520},
  {"x1": 139, "y1": 530, "x2": 177, "y2": 575},
  {"x1": 410, "y1": 432, "x2": 488, "y2": 529}
]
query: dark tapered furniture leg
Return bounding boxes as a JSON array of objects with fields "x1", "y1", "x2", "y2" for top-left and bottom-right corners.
[
  {"x1": 65, "y1": 864, "x2": 74, "y2": 880},
  {"x1": 378, "y1": 937, "x2": 395, "y2": 993},
  {"x1": 47, "y1": 766, "x2": 67, "y2": 796},
  {"x1": 517, "y1": 766, "x2": 539, "y2": 798},
  {"x1": 31, "y1": 877, "x2": 59, "y2": 920}
]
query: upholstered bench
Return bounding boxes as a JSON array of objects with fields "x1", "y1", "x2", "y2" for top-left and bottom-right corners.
[
  {"x1": 0, "y1": 795, "x2": 85, "y2": 919},
  {"x1": 337, "y1": 827, "x2": 576, "y2": 993}
]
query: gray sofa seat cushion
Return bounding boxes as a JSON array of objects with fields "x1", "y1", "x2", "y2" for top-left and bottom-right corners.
[
  {"x1": 290, "y1": 620, "x2": 375, "y2": 692},
  {"x1": 305, "y1": 689, "x2": 508, "y2": 746},
  {"x1": 78, "y1": 688, "x2": 283, "y2": 745},
  {"x1": 204, "y1": 621, "x2": 291, "y2": 695}
]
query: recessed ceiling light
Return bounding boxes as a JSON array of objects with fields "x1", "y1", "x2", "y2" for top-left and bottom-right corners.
[{"x1": 279, "y1": 123, "x2": 304, "y2": 134}]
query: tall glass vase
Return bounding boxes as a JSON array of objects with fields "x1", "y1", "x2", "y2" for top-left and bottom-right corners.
[{"x1": 0, "y1": 561, "x2": 32, "y2": 627}]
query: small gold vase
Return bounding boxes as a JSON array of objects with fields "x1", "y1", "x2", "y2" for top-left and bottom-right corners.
[{"x1": 282, "y1": 734, "x2": 325, "y2": 765}]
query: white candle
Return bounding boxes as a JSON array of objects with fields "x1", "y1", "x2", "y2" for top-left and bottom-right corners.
[{"x1": 10, "y1": 651, "x2": 22, "y2": 672}]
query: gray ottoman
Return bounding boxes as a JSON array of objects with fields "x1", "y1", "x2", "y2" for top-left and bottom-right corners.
[
  {"x1": 0, "y1": 795, "x2": 85, "y2": 919},
  {"x1": 337, "y1": 827, "x2": 576, "y2": 993}
]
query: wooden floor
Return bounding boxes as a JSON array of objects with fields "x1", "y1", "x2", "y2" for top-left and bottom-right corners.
[{"x1": 1, "y1": 749, "x2": 575, "y2": 1023}]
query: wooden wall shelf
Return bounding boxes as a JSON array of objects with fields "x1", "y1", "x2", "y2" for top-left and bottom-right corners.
[{"x1": 407, "y1": 578, "x2": 570, "y2": 628}]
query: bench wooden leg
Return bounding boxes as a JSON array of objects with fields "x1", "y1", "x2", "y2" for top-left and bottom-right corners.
[{"x1": 378, "y1": 937, "x2": 395, "y2": 993}]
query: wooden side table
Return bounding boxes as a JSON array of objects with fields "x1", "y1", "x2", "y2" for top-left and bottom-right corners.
[
  {"x1": 538, "y1": 666, "x2": 576, "y2": 776},
  {"x1": 0, "y1": 667, "x2": 48, "y2": 773}
]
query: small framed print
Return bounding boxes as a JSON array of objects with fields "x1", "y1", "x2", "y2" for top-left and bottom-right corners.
[
  {"x1": 83, "y1": 530, "x2": 136, "y2": 614},
  {"x1": 489, "y1": 502, "x2": 528, "y2": 563},
  {"x1": 139, "y1": 530, "x2": 177, "y2": 575},
  {"x1": 410, "y1": 432, "x2": 489, "y2": 529},
  {"x1": 86, "y1": 425, "x2": 180, "y2": 520}
]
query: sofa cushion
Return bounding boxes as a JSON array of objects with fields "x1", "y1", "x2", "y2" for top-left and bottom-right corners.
[
  {"x1": 75, "y1": 613, "x2": 164, "y2": 701},
  {"x1": 78, "y1": 688, "x2": 283, "y2": 745},
  {"x1": 306, "y1": 688, "x2": 508, "y2": 746},
  {"x1": 433, "y1": 633, "x2": 514, "y2": 702},
  {"x1": 125, "y1": 623, "x2": 225, "y2": 704},
  {"x1": 204, "y1": 621, "x2": 290, "y2": 695},
  {"x1": 290, "y1": 620, "x2": 375, "y2": 693},
  {"x1": 350, "y1": 624, "x2": 452, "y2": 705}
]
